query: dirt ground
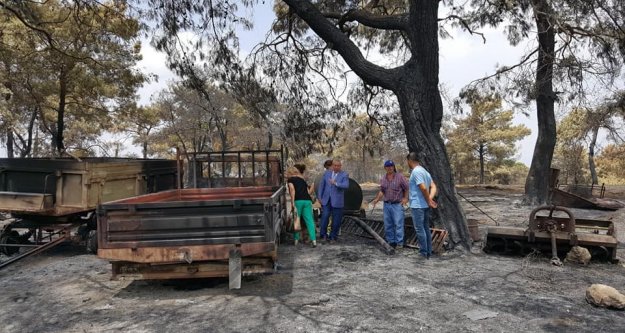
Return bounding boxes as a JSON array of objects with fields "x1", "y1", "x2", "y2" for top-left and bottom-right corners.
[{"x1": 1, "y1": 186, "x2": 625, "y2": 333}]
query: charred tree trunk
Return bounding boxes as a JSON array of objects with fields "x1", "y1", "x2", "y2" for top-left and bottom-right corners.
[
  {"x1": 479, "y1": 143, "x2": 485, "y2": 184},
  {"x1": 394, "y1": 1, "x2": 469, "y2": 249},
  {"x1": 143, "y1": 141, "x2": 148, "y2": 159},
  {"x1": 395, "y1": 86, "x2": 469, "y2": 249},
  {"x1": 54, "y1": 69, "x2": 68, "y2": 156},
  {"x1": 588, "y1": 125, "x2": 599, "y2": 185},
  {"x1": 16, "y1": 108, "x2": 37, "y2": 157},
  {"x1": 361, "y1": 145, "x2": 367, "y2": 182},
  {"x1": 524, "y1": 0, "x2": 557, "y2": 205},
  {"x1": 265, "y1": 125, "x2": 273, "y2": 149},
  {"x1": 24, "y1": 108, "x2": 36, "y2": 157},
  {"x1": 6, "y1": 131, "x2": 14, "y2": 158}
]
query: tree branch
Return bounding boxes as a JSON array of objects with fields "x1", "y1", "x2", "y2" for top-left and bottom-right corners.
[
  {"x1": 323, "y1": 10, "x2": 407, "y2": 31},
  {"x1": 438, "y1": 14, "x2": 486, "y2": 44},
  {"x1": 0, "y1": 2, "x2": 56, "y2": 47},
  {"x1": 467, "y1": 48, "x2": 539, "y2": 86},
  {"x1": 283, "y1": 0, "x2": 398, "y2": 90}
]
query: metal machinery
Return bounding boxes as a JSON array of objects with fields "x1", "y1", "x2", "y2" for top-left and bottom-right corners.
[
  {"x1": 0, "y1": 158, "x2": 178, "y2": 268},
  {"x1": 485, "y1": 205, "x2": 618, "y2": 264}
]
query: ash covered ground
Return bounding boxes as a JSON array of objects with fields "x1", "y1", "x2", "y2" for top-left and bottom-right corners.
[{"x1": 1, "y1": 185, "x2": 625, "y2": 333}]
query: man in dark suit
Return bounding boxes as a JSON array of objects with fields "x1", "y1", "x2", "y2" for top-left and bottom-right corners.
[{"x1": 317, "y1": 159, "x2": 349, "y2": 242}]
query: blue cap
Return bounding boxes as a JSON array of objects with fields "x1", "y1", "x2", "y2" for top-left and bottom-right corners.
[{"x1": 384, "y1": 160, "x2": 395, "y2": 167}]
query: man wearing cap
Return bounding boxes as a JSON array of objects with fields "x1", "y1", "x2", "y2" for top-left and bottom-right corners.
[
  {"x1": 371, "y1": 160, "x2": 409, "y2": 248},
  {"x1": 406, "y1": 152, "x2": 438, "y2": 259}
]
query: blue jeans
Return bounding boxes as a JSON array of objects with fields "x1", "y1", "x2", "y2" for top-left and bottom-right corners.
[
  {"x1": 383, "y1": 203, "x2": 405, "y2": 246},
  {"x1": 411, "y1": 208, "x2": 432, "y2": 257},
  {"x1": 320, "y1": 203, "x2": 344, "y2": 240}
]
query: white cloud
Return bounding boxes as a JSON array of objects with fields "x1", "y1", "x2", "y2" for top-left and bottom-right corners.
[{"x1": 135, "y1": 40, "x2": 177, "y2": 105}]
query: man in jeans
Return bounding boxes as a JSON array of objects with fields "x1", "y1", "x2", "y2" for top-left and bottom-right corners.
[
  {"x1": 370, "y1": 160, "x2": 408, "y2": 248},
  {"x1": 406, "y1": 152, "x2": 438, "y2": 259},
  {"x1": 317, "y1": 159, "x2": 349, "y2": 242}
]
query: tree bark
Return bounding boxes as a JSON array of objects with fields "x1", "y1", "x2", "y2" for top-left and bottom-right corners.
[
  {"x1": 16, "y1": 108, "x2": 37, "y2": 157},
  {"x1": 479, "y1": 143, "x2": 485, "y2": 184},
  {"x1": 395, "y1": 88, "x2": 470, "y2": 249},
  {"x1": 143, "y1": 141, "x2": 148, "y2": 159},
  {"x1": 588, "y1": 125, "x2": 599, "y2": 185},
  {"x1": 6, "y1": 131, "x2": 14, "y2": 158},
  {"x1": 283, "y1": 0, "x2": 470, "y2": 249},
  {"x1": 524, "y1": 0, "x2": 557, "y2": 205},
  {"x1": 54, "y1": 68, "x2": 68, "y2": 156}
]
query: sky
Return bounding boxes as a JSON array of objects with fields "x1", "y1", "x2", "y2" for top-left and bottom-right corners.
[{"x1": 133, "y1": 2, "x2": 544, "y2": 165}]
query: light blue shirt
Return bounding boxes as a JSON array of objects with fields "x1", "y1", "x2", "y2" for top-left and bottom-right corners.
[{"x1": 409, "y1": 165, "x2": 432, "y2": 209}]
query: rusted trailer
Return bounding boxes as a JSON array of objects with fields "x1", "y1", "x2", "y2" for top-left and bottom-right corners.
[
  {"x1": 485, "y1": 205, "x2": 618, "y2": 264},
  {"x1": 97, "y1": 149, "x2": 286, "y2": 289},
  {"x1": 0, "y1": 158, "x2": 178, "y2": 267}
]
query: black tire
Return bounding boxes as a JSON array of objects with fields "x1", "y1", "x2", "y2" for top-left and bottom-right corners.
[
  {"x1": 86, "y1": 229, "x2": 98, "y2": 254},
  {"x1": 0, "y1": 230, "x2": 21, "y2": 256}
]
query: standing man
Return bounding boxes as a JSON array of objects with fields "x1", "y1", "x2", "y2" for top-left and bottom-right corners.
[
  {"x1": 313, "y1": 159, "x2": 333, "y2": 203},
  {"x1": 317, "y1": 159, "x2": 349, "y2": 242},
  {"x1": 406, "y1": 152, "x2": 438, "y2": 259},
  {"x1": 370, "y1": 160, "x2": 408, "y2": 248}
]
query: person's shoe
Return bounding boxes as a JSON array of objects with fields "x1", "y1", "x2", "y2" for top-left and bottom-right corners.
[
  {"x1": 389, "y1": 242, "x2": 397, "y2": 249},
  {"x1": 328, "y1": 239, "x2": 337, "y2": 244},
  {"x1": 416, "y1": 254, "x2": 428, "y2": 261},
  {"x1": 312, "y1": 240, "x2": 317, "y2": 248},
  {"x1": 294, "y1": 240, "x2": 299, "y2": 246}
]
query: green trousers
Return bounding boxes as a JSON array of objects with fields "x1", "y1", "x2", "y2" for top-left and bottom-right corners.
[{"x1": 294, "y1": 200, "x2": 316, "y2": 241}]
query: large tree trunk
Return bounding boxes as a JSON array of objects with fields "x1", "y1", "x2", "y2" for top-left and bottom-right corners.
[
  {"x1": 394, "y1": 1, "x2": 469, "y2": 249},
  {"x1": 395, "y1": 86, "x2": 470, "y2": 250},
  {"x1": 524, "y1": 0, "x2": 557, "y2": 205},
  {"x1": 588, "y1": 125, "x2": 599, "y2": 185}
]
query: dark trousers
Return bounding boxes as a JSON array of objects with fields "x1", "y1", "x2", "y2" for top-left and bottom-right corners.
[{"x1": 320, "y1": 202, "x2": 344, "y2": 240}]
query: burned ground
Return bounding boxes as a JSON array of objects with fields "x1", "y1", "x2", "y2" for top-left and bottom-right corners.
[{"x1": 1, "y1": 186, "x2": 625, "y2": 332}]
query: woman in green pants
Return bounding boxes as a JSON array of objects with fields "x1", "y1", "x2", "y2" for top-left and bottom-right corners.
[{"x1": 287, "y1": 166, "x2": 317, "y2": 247}]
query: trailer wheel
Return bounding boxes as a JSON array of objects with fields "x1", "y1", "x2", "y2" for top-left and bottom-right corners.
[
  {"x1": 86, "y1": 229, "x2": 98, "y2": 254},
  {"x1": 0, "y1": 230, "x2": 21, "y2": 256}
]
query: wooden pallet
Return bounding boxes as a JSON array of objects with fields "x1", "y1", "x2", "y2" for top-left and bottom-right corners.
[{"x1": 341, "y1": 217, "x2": 448, "y2": 253}]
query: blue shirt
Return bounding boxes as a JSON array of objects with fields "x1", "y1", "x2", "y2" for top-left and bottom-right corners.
[{"x1": 409, "y1": 165, "x2": 432, "y2": 208}]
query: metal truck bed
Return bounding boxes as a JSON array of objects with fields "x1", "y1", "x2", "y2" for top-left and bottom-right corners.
[
  {"x1": 97, "y1": 148, "x2": 287, "y2": 288},
  {"x1": 0, "y1": 158, "x2": 177, "y2": 217},
  {"x1": 0, "y1": 158, "x2": 178, "y2": 268},
  {"x1": 97, "y1": 186, "x2": 284, "y2": 254}
]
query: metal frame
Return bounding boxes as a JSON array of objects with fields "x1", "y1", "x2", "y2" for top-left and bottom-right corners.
[
  {"x1": 187, "y1": 147, "x2": 284, "y2": 189},
  {"x1": 98, "y1": 147, "x2": 287, "y2": 288}
]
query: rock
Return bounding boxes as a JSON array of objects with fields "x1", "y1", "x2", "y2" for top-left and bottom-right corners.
[
  {"x1": 565, "y1": 246, "x2": 591, "y2": 265},
  {"x1": 463, "y1": 309, "x2": 499, "y2": 321},
  {"x1": 318, "y1": 294, "x2": 331, "y2": 303},
  {"x1": 586, "y1": 284, "x2": 625, "y2": 310}
]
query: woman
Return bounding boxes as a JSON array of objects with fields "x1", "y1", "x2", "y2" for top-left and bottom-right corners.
[{"x1": 286, "y1": 166, "x2": 317, "y2": 247}]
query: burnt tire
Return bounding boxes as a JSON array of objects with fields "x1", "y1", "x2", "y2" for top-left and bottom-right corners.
[
  {"x1": 0, "y1": 230, "x2": 21, "y2": 256},
  {"x1": 86, "y1": 229, "x2": 98, "y2": 254}
]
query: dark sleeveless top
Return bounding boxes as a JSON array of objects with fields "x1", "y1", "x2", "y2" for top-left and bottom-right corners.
[{"x1": 288, "y1": 177, "x2": 312, "y2": 201}]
